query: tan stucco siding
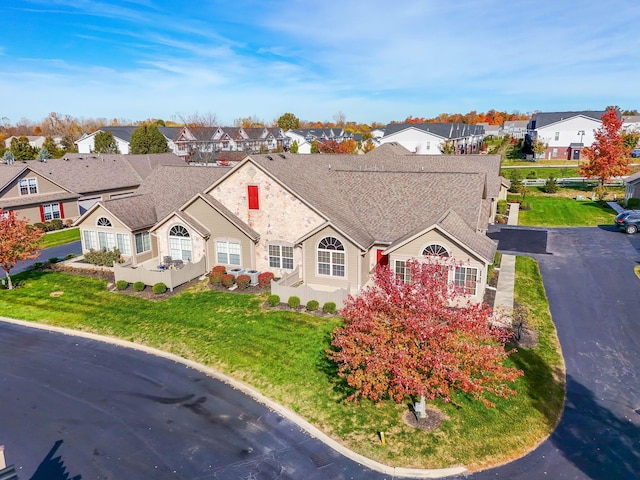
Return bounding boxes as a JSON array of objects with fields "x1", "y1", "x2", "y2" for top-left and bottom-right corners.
[
  {"x1": 2, "y1": 171, "x2": 64, "y2": 198},
  {"x1": 389, "y1": 229, "x2": 488, "y2": 302},
  {"x1": 302, "y1": 226, "x2": 360, "y2": 291},
  {"x1": 81, "y1": 207, "x2": 128, "y2": 230},
  {"x1": 208, "y1": 162, "x2": 325, "y2": 272},
  {"x1": 183, "y1": 197, "x2": 255, "y2": 271}
]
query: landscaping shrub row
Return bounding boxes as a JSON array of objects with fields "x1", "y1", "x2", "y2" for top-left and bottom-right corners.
[
  {"x1": 267, "y1": 294, "x2": 336, "y2": 314},
  {"x1": 115, "y1": 280, "x2": 167, "y2": 295},
  {"x1": 32, "y1": 218, "x2": 73, "y2": 232},
  {"x1": 207, "y1": 266, "x2": 274, "y2": 290}
]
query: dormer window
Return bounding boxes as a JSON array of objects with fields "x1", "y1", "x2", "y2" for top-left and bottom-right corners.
[{"x1": 19, "y1": 178, "x2": 38, "y2": 195}]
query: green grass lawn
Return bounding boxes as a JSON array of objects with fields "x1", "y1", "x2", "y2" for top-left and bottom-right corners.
[
  {"x1": 40, "y1": 227, "x2": 81, "y2": 249},
  {"x1": 0, "y1": 262, "x2": 564, "y2": 471},
  {"x1": 501, "y1": 167, "x2": 580, "y2": 179},
  {"x1": 515, "y1": 194, "x2": 617, "y2": 227}
]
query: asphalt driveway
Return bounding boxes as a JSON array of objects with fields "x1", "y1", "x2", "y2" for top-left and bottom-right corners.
[{"x1": 463, "y1": 226, "x2": 640, "y2": 479}]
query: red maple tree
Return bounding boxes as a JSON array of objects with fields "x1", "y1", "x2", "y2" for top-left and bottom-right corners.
[
  {"x1": 580, "y1": 107, "x2": 631, "y2": 186},
  {"x1": 0, "y1": 209, "x2": 44, "y2": 289},
  {"x1": 328, "y1": 259, "x2": 523, "y2": 408}
]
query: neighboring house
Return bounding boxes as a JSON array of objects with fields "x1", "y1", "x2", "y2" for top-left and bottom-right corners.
[
  {"x1": 378, "y1": 123, "x2": 485, "y2": 154},
  {"x1": 502, "y1": 120, "x2": 529, "y2": 139},
  {"x1": 3, "y1": 135, "x2": 62, "y2": 149},
  {"x1": 173, "y1": 126, "x2": 290, "y2": 158},
  {"x1": 623, "y1": 170, "x2": 640, "y2": 202},
  {"x1": 622, "y1": 116, "x2": 640, "y2": 145},
  {"x1": 527, "y1": 110, "x2": 606, "y2": 160},
  {"x1": 284, "y1": 128, "x2": 352, "y2": 154},
  {"x1": 75, "y1": 126, "x2": 183, "y2": 155},
  {"x1": 74, "y1": 145, "x2": 504, "y2": 306},
  {"x1": 477, "y1": 123, "x2": 502, "y2": 138},
  {"x1": 0, "y1": 153, "x2": 185, "y2": 224}
]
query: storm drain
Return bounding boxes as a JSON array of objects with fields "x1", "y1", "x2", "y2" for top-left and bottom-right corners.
[{"x1": 309, "y1": 452, "x2": 333, "y2": 468}]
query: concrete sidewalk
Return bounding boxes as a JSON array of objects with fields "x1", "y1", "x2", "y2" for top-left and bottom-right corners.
[{"x1": 493, "y1": 203, "x2": 520, "y2": 313}]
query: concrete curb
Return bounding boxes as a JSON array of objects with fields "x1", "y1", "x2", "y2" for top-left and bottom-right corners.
[{"x1": 0, "y1": 316, "x2": 467, "y2": 478}]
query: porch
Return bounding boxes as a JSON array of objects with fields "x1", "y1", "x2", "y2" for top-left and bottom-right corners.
[
  {"x1": 113, "y1": 257, "x2": 207, "y2": 291},
  {"x1": 270, "y1": 267, "x2": 351, "y2": 309}
]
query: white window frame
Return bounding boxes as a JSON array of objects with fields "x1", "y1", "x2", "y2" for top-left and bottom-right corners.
[
  {"x1": 19, "y1": 178, "x2": 38, "y2": 195},
  {"x1": 268, "y1": 244, "x2": 294, "y2": 269},
  {"x1": 42, "y1": 203, "x2": 61, "y2": 221},
  {"x1": 116, "y1": 233, "x2": 131, "y2": 255},
  {"x1": 216, "y1": 240, "x2": 241, "y2": 266},
  {"x1": 422, "y1": 243, "x2": 450, "y2": 257},
  {"x1": 554, "y1": 132, "x2": 560, "y2": 141},
  {"x1": 97, "y1": 231, "x2": 116, "y2": 250},
  {"x1": 317, "y1": 236, "x2": 345, "y2": 277},
  {"x1": 135, "y1": 232, "x2": 151, "y2": 254},
  {"x1": 394, "y1": 260, "x2": 411, "y2": 283},
  {"x1": 454, "y1": 266, "x2": 478, "y2": 296},
  {"x1": 83, "y1": 230, "x2": 98, "y2": 250},
  {"x1": 169, "y1": 225, "x2": 192, "y2": 261},
  {"x1": 552, "y1": 148, "x2": 558, "y2": 158}
]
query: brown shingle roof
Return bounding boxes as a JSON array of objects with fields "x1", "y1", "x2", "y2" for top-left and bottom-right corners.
[
  {"x1": 98, "y1": 193, "x2": 158, "y2": 231},
  {"x1": 245, "y1": 153, "x2": 492, "y2": 250}
]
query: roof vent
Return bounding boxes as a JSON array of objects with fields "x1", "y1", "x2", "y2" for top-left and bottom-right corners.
[
  {"x1": 266, "y1": 155, "x2": 273, "y2": 160},
  {"x1": 279, "y1": 153, "x2": 286, "y2": 159}
]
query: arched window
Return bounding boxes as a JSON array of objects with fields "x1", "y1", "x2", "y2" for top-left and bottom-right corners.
[
  {"x1": 422, "y1": 244, "x2": 449, "y2": 257},
  {"x1": 97, "y1": 217, "x2": 112, "y2": 227},
  {"x1": 317, "y1": 236, "x2": 345, "y2": 277},
  {"x1": 169, "y1": 225, "x2": 192, "y2": 261}
]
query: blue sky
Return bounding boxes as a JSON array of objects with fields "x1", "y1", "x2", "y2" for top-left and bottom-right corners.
[{"x1": 2, "y1": 0, "x2": 640, "y2": 125}]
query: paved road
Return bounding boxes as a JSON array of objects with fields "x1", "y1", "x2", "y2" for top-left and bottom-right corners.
[
  {"x1": 462, "y1": 226, "x2": 640, "y2": 479},
  {"x1": 0, "y1": 322, "x2": 401, "y2": 479},
  {"x1": 0, "y1": 241, "x2": 82, "y2": 279}
]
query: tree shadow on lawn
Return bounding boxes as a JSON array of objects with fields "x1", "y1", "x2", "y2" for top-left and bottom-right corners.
[
  {"x1": 508, "y1": 346, "x2": 565, "y2": 430},
  {"x1": 317, "y1": 339, "x2": 357, "y2": 401}
]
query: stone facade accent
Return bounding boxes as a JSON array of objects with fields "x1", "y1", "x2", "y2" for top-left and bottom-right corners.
[{"x1": 208, "y1": 164, "x2": 325, "y2": 273}]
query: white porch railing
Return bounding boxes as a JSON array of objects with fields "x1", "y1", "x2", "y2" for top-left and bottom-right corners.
[
  {"x1": 114, "y1": 257, "x2": 206, "y2": 291},
  {"x1": 270, "y1": 267, "x2": 350, "y2": 309}
]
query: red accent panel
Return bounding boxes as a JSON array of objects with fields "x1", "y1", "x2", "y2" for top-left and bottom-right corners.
[
  {"x1": 248, "y1": 185, "x2": 259, "y2": 210},
  {"x1": 39, "y1": 205, "x2": 45, "y2": 222},
  {"x1": 59, "y1": 202, "x2": 65, "y2": 219},
  {"x1": 376, "y1": 249, "x2": 388, "y2": 266}
]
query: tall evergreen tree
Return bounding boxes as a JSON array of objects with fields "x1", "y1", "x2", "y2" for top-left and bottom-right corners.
[{"x1": 129, "y1": 125, "x2": 169, "y2": 154}]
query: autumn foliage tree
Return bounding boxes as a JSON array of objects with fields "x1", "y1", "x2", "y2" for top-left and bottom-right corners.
[
  {"x1": 580, "y1": 107, "x2": 631, "y2": 186},
  {"x1": 0, "y1": 210, "x2": 44, "y2": 289},
  {"x1": 328, "y1": 259, "x2": 523, "y2": 408}
]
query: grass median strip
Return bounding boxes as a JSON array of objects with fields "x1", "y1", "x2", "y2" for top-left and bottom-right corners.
[{"x1": 0, "y1": 262, "x2": 564, "y2": 470}]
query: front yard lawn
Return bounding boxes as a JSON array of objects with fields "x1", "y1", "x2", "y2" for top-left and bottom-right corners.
[
  {"x1": 0, "y1": 262, "x2": 564, "y2": 471},
  {"x1": 40, "y1": 227, "x2": 81, "y2": 249},
  {"x1": 514, "y1": 193, "x2": 617, "y2": 227}
]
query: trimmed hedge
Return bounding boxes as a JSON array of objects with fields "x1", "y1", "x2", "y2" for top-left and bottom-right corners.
[
  {"x1": 116, "y1": 280, "x2": 129, "y2": 291},
  {"x1": 288, "y1": 296, "x2": 301, "y2": 309},
  {"x1": 221, "y1": 274, "x2": 235, "y2": 288},
  {"x1": 133, "y1": 281, "x2": 146, "y2": 292},
  {"x1": 236, "y1": 274, "x2": 251, "y2": 289},
  {"x1": 209, "y1": 272, "x2": 223, "y2": 286},
  {"x1": 323, "y1": 302, "x2": 337, "y2": 314},
  {"x1": 306, "y1": 299, "x2": 319, "y2": 311},
  {"x1": 627, "y1": 197, "x2": 640, "y2": 209},
  {"x1": 211, "y1": 265, "x2": 227, "y2": 275},
  {"x1": 258, "y1": 271, "x2": 274, "y2": 289},
  {"x1": 84, "y1": 248, "x2": 123, "y2": 267},
  {"x1": 267, "y1": 294, "x2": 280, "y2": 307},
  {"x1": 152, "y1": 282, "x2": 167, "y2": 294}
]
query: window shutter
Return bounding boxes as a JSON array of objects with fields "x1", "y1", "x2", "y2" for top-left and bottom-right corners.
[
  {"x1": 376, "y1": 249, "x2": 388, "y2": 266},
  {"x1": 248, "y1": 185, "x2": 259, "y2": 210},
  {"x1": 39, "y1": 205, "x2": 45, "y2": 222},
  {"x1": 59, "y1": 202, "x2": 65, "y2": 219}
]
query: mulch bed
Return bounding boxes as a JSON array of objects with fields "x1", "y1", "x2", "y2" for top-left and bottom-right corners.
[{"x1": 402, "y1": 406, "x2": 447, "y2": 431}]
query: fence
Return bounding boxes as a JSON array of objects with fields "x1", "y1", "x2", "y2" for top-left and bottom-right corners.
[
  {"x1": 270, "y1": 267, "x2": 350, "y2": 309},
  {"x1": 114, "y1": 258, "x2": 206, "y2": 291},
  {"x1": 521, "y1": 177, "x2": 624, "y2": 187}
]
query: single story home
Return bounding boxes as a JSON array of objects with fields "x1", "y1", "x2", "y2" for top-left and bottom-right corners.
[{"x1": 74, "y1": 145, "x2": 505, "y2": 306}]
